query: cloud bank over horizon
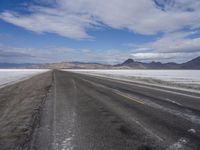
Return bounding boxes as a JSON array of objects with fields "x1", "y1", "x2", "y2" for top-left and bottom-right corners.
[{"x1": 0, "y1": 0, "x2": 200, "y2": 63}]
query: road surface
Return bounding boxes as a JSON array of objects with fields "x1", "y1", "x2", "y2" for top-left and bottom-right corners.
[{"x1": 31, "y1": 70, "x2": 200, "y2": 150}]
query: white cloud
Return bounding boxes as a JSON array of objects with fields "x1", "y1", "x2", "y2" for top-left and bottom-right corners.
[
  {"x1": 0, "y1": 10, "x2": 94, "y2": 39},
  {"x1": 0, "y1": 44, "x2": 130, "y2": 64},
  {"x1": 147, "y1": 32, "x2": 200, "y2": 53},
  {"x1": 131, "y1": 31, "x2": 200, "y2": 62},
  {"x1": 1, "y1": 0, "x2": 200, "y2": 39},
  {"x1": 132, "y1": 52, "x2": 199, "y2": 61}
]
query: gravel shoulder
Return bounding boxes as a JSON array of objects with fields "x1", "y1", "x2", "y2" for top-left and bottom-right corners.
[{"x1": 0, "y1": 71, "x2": 53, "y2": 150}]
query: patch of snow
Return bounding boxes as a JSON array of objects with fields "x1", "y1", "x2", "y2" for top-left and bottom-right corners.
[
  {"x1": 188, "y1": 128, "x2": 196, "y2": 134},
  {"x1": 61, "y1": 137, "x2": 74, "y2": 150},
  {"x1": 0, "y1": 69, "x2": 49, "y2": 88},
  {"x1": 167, "y1": 138, "x2": 188, "y2": 150}
]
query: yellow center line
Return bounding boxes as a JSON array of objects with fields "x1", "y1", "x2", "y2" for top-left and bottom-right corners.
[{"x1": 114, "y1": 90, "x2": 144, "y2": 105}]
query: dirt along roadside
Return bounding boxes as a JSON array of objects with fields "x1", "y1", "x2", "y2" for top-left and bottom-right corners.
[{"x1": 0, "y1": 71, "x2": 53, "y2": 150}]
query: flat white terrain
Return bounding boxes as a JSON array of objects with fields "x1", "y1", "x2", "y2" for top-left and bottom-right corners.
[
  {"x1": 68, "y1": 69, "x2": 200, "y2": 85},
  {"x1": 0, "y1": 69, "x2": 49, "y2": 87}
]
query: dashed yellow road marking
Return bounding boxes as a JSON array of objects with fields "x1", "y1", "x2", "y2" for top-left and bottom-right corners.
[
  {"x1": 79, "y1": 77, "x2": 144, "y2": 105},
  {"x1": 114, "y1": 90, "x2": 144, "y2": 105}
]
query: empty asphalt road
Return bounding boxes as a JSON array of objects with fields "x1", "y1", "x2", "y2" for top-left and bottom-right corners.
[{"x1": 31, "y1": 70, "x2": 200, "y2": 150}]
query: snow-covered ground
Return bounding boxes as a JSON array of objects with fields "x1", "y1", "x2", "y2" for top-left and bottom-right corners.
[
  {"x1": 0, "y1": 69, "x2": 49, "y2": 88},
  {"x1": 67, "y1": 70, "x2": 200, "y2": 85}
]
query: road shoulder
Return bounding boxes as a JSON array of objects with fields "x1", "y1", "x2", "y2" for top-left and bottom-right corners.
[{"x1": 0, "y1": 71, "x2": 53, "y2": 150}]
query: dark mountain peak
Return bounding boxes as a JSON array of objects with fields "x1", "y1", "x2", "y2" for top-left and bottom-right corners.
[
  {"x1": 187, "y1": 56, "x2": 200, "y2": 63},
  {"x1": 122, "y1": 58, "x2": 134, "y2": 64},
  {"x1": 181, "y1": 56, "x2": 200, "y2": 69}
]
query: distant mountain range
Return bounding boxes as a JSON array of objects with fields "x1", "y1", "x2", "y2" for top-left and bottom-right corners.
[
  {"x1": 0, "y1": 62, "x2": 112, "y2": 69},
  {"x1": 0, "y1": 56, "x2": 200, "y2": 69},
  {"x1": 115, "y1": 56, "x2": 200, "y2": 69}
]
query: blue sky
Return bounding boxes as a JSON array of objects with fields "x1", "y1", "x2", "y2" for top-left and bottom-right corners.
[{"x1": 0, "y1": 0, "x2": 200, "y2": 64}]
